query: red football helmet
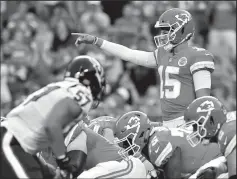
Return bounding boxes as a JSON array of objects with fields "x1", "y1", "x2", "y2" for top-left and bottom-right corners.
[
  {"x1": 154, "y1": 8, "x2": 195, "y2": 50},
  {"x1": 182, "y1": 96, "x2": 228, "y2": 147},
  {"x1": 114, "y1": 111, "x2": 151, "y2": 159}
]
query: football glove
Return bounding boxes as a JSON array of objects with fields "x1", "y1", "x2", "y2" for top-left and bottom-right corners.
[
  {"x1": 71, "y1": 33, "x2": 97, "y2": 46},
  {"x1": 56, "y1": 155, "x2": 73, "y2": 179}
]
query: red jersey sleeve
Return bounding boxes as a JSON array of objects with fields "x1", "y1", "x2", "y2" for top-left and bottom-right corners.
[
  {"x1": 189, "y1": 47, "x2": 215, "y2": 75},
  {"x1": 148, "y1": 131, "x2": 176, "y2": 167}
]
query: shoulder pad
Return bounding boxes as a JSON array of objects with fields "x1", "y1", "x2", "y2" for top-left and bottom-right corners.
[{"x1": 189, "y1": 47, "x2": 215, "y2": 74}]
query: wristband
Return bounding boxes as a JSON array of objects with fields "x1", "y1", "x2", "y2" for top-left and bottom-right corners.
[
  {"x1": 93, "y1": 37, "x2": 98, "y2": 45},
  {"x1": 94, "y1": 38, "x2": 104, "y2": 48}
]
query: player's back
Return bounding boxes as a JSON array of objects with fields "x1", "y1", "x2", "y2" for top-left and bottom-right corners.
[
  {"x1": 66, "y1": 122, "x2": 123, "y2": 170},
  {"x1": 155, "y1": 46, "x2": 214, "y2": 121},
  {"x1": 5, "y1": 79, "x2": 92, "y2": 155},
  {"x1": 148, "y1": 128, "x2": 221, "y2": 174}
]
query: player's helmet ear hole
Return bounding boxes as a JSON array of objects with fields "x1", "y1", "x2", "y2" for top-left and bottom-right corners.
[
  {"x1": 181, "y1": 27, "x2": 185, "y2": 34},
  {"x1": 139, "y1": 131, "x2": 144, "y2": 138},
  {"x1": 210, "y1": 116, "x2": 214, "y2": 126}
]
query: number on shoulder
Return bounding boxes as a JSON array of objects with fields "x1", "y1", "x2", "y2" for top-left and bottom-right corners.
[
  {"x1": 68, "y1": 85, "x2": 93, "y2": 113},
  {"x1": 149, "y1": 134, "x2": 174, "y2": 167}
]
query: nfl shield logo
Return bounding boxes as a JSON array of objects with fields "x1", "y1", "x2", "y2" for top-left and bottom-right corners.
[{"x1": 178, "y1": 57, "x2": 188, "y2": 66}]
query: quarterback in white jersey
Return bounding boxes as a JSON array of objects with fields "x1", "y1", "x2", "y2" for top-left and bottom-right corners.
[{"x1": 0, "y1": 55, "x2": 106, "y2": 178}]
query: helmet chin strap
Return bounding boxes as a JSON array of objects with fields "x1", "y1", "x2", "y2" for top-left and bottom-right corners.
[
  {"x1": 164, "y1": 33, "x2": 192, "y2": 52},
  {"x1": 164, "y1": 38, "x2": 186, "y2": 51}
]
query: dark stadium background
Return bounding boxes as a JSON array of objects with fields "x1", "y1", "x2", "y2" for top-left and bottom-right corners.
[{"x1": 1, "y1": 1, "x2": 236, "y2": 122}]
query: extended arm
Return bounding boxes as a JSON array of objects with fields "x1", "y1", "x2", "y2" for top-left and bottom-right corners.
[
  {"x1": 72, "y1": 33, "x2": 157, "y2": 68},
  {"x1": 99, "y1": 40, "x2": 157, "y2": 68}
]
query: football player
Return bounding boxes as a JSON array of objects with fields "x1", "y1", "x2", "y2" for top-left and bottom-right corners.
[
  {"x1": 88, "y1": 116, "x2": 117, "y2": 143},
  {"x1": 72, "y1": 8, "x2": 215, "y2": 128},
  {"x1": 87, "y1": 115, "x2": 161, "y2": 178},
  {"x1": 182, "y1": 96, "x2": 236, "y2": 179},
  {"x1": 64, "y1": 121, "x2": 147, "y2": 178},
  {"x1": 114, "y1": 111, "x2": 226, "y2": 179},
  {"x1": 0, "y1": 55, "x2": 106, "y2": 178}
]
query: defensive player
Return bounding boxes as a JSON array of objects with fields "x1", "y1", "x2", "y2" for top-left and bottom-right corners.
[
  {"x1": 0, "y1": 55, "x2": 106, "y2": 178},
  {"x1": 64, "y1": 121, "x2": 147, "y2": 178},
  {"x1": 72, "y1": 8, "x2": 215, "y2": 128},
  {"x1": 114, "y1": 111, "x2": 226, "y2": 179},
  {"x1": 182, "y1": 96, "x2": 236, "y2": 179}
]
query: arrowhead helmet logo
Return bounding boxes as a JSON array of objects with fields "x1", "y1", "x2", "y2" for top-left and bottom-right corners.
[
  {"x1": 197, "y1": 100, "x2": 215, "y2": 113},
  {"x1": 124, "y1": 116, "x2": 141, "y2": 133}
]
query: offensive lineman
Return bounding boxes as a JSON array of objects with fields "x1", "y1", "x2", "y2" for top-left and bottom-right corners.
[
  {"x1": 64, "y1": 121, "x2": 147, "y2": 178},
  {"x1": 87, "y1": 115, "x2": 162, "y2": 178},
  {"x1": 114, "y1": 111, "x2": 226, "y2": 179},
  {"x1": 72, "y1": 8, "x2": 215, "y2": 128},
  {"x1": 0, "y1": 55, "x2": 106, "y2": 178},
  {"x1": 182, "y1": 96, "x2": 236, "y2": 179}
]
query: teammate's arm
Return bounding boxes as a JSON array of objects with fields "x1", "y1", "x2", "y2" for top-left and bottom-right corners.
[
  {"x1": 163, "y1": 147, "x2": 181, "y2": 179},
  {"x1": 66, "y1": 131, "x2": 88, "y2": 177},
  {"x1": 72, "y1": 33, "x2": 157, "y2": 68}
]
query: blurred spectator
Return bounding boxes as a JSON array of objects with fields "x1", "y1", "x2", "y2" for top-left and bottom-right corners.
[
  {"x1": 80, "y1": 1, "x2": 111, "y2": 34},
  {"x1": 113, "y1": 3, "x2": 143, "y2": 46},
  {"x1": 1, "y1": 1, "x2": 6, "y2": 14},
  {"x1": 50, "y1": 2, "x2": 75, "y2": 30},
  {"x1": 50, "y1": 19, "x2": 74, "y2": 52},
  {"x1": 191, "y1": 1, "x2": 210, "y2": 48},
  {"x1": 207, "y1": 1, "x2": 236, "y2": 60}
]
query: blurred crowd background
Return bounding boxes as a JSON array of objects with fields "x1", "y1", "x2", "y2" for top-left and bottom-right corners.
[{"x1": 1, "y1": 1, "x2": 236, "y2": 120}]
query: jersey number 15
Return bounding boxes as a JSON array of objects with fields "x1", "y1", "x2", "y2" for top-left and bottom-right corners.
[{"x1": 158, "y1": 66, "x2": 181, "y2": 99}]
